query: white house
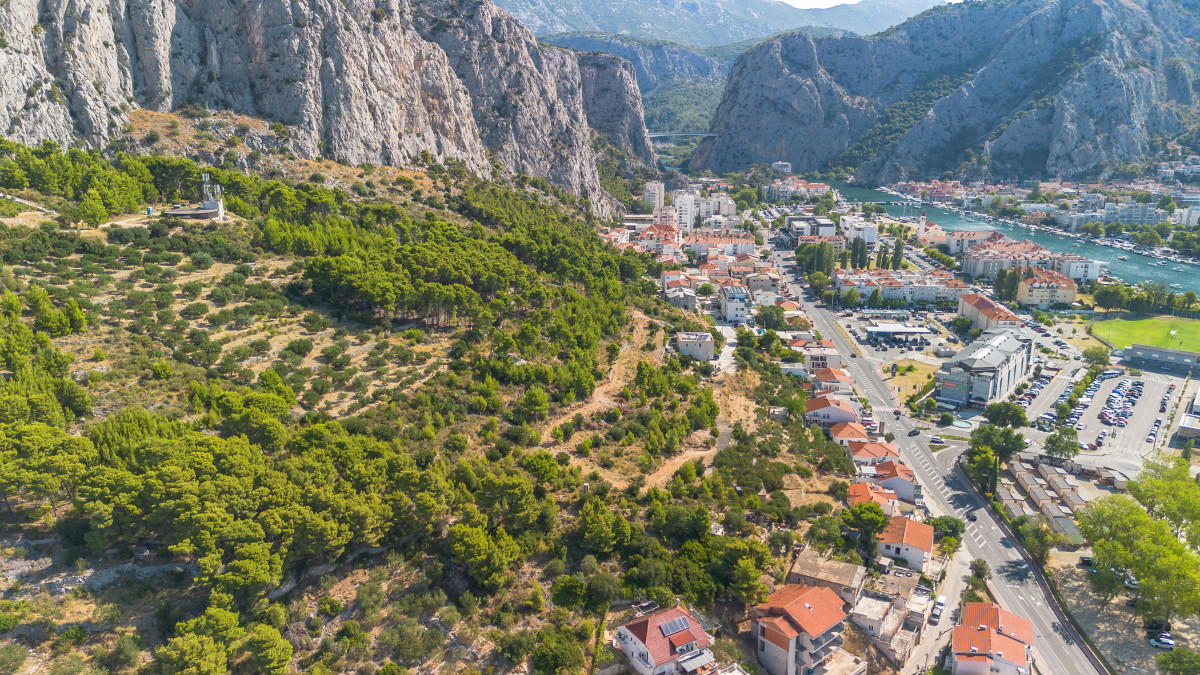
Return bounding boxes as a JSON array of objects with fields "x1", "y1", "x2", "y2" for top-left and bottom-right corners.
[
  {"x1": 877, "y1": 516, "x2": 934, "y2": 574},
  {"x1": 614, "y1": 607, "x2": 714, "y2": 675},
  {"x1": 752, "y1": 585, "x2": 866, "y2": 675},
  {"x1": 719, "y1": 283, "x2": 751, "y2": 324}
]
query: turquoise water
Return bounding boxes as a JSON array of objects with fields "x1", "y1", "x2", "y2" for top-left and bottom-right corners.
[{"x1": 831, "y1": 181, "x2": 1200, "y2": 294}]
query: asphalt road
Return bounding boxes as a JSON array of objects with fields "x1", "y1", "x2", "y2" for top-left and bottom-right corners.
[{"x1": 772, "y1": 249, "x2": 1103, "y2": 675}]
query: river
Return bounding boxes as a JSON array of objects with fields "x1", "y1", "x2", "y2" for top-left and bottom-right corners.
[{"x1": 831, "y1": 181, "x2": 1200, "y2": 294}]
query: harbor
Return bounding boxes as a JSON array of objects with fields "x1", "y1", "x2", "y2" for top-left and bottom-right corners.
[{"x1": 832, "y1": 182, "x2": 1200, "y2": 294}]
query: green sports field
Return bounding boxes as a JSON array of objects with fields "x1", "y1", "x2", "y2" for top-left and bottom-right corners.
[{"x1": 1092, "y1": 315, "x2": 1200, "y2": 351}]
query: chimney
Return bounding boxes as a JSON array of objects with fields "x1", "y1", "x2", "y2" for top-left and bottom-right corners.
[
  {"x1": 970, "y1": 646, "x2": 978, "y2": 652},
  {"x1": 978, "y1": 625, "x2": 987, "y2": 631},
  {"x1": 804, "y1": 603, "x2": 812, "y2": 610}
]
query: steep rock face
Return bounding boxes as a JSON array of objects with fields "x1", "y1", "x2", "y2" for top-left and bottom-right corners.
[
  {"x1": 0, "y1": 0, "x2": 652, "y2": 215},
  {"x1": 576, "y1": 53, "x2": 656, "y2": 166},
  {"x1": 692, "y1": 0, "x2": 1199, "y2": 181},
  {"x1": 544, "y1": 34, "x2": 726, "y2": 95}
]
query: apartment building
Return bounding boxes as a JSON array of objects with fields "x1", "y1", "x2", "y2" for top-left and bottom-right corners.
[
  {"x1": 963, "y1": 239, "x2": 1104, "y2": 281},
  {"x1": 957, "y1": 293, "x2": 1021, "y2": 331},
  {"x1": 946, "y1": 230, "x2": 1006, "y2": 255},
  {"x1": 719, "y1": 283, "x2": 752, "y2": 324},
  {"x1": 935, "y1": 329, "x2": 1032, "y2": 408},
  {"x1": 832, "y1": 268, "x2": 972, "y2": 305},
  {"x1": 643, "y1": 181, "x2": 665, "y2": 209},
  {"x1": 685, "y1": 230, "x2": 758, "y2": 256},
  {"x1": 752, "y1": 585, "x2": 866, "y2": 675},
  {"x1": 838, "y1": 215, "x2": 879, "y2": 245},
  {"x1": 1015, "y1": 268, "x2": 1076, "y2": 308}
]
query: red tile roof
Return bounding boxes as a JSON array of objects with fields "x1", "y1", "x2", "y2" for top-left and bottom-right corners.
[
  {"x1": 805, "y1": 396, "x2": 856, "y2": 415},
  {"x1": 754, "y1": 585, "x2": 846, "y2": 639},
  {"x1": 619, "y1": 606, "x2": 712, "y2": 667},
  {"x1": 960, "y1": 602, "x2": 1034, "y2": 646},
  {"x1": 878, "y1": 516, "x2": 934, "y2": 553},
  {"x1": 846, "y1": 441, "x2": 900, "y2": 461},
  {"x1": 830, "y1": 422, "x2": 869, "y2": 440},
  {"x1": 847, "y1": 482, "x2": 897, "y2": 508},
  {"x1": 876, "y1": 461, "x2": 915, "y2": 483},
  {"x1": 814, "y1": 367, "x2": 854, "y2": 383},
  {"x1": 959, "y1": 293, "x2": 1019, "y2": 324}
]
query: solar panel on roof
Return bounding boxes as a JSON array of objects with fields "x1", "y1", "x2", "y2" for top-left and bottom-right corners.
[{"x1": 660, "y1": 617, "x2": 690, "y2": 637}]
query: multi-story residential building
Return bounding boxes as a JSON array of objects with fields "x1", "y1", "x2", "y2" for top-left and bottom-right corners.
[
  {"x1": 763, "y1": 179, "x2": 831, "y2": 202},
  {"x1": 877, "y1": 516, "x2": 935, "y2": 574},
  {"x1": 747, "y1": 272, "x2": 782, "y2": 294},
  {"x1": 832, "y1": 268, "x2": 972, "y2": 305},
  {"x1": 614, "y1": 606, "x2": 714, "y2": 675},
  {"x1": 752, "y1": 585, "x2": 866, "y2": 675},
  {"x1": 949, "y1": 603, "x2": 1033, "y2": 675},
  {"x1": 675, "y1": 332, "x2": 715, "y2": 361},
  {"x1": 719, "y1": 283, "x2": 752, "y2": 324},
  {"x1": 946, "y1": 231, "x2": 1006, "y2": 256},
  {"x1": 813, "y1": 367, "x2": 855, "y2": 394},
  {"x1": 795, "y1": 235, "x2": 846, "y2": 254},
  {"x1": 957, "y1": 293, "x2": 1021, "y2": 331},
  {"x1": 638, "y1": 223, "x2": 683, "y2": 254},
  {"x1": 643, "y1": 181, "x2": 665, "y2": 210},
  {"x1": 653, "y1": 206, "x2": 678, "y2": 227},
  {"x1": 674, "y1": 192, "x2": 697, "y2": 231},
  {"x1": 963, "y1": 239, "x2": 1104, "y2": 281},
  {"x1": 771, "y1": 160, "x2": 793, "y2": 174},
  {"x1": 786, "y1": 550, "x2": 867, "y2": 607},
  {"x1": 838, "y1": 215, "x2": 879, "y2": 245},
  {"x1": 685, "y1": 230, "x2": 758, "y2": 256},
  {"x1": 935, "y1": 329, "x2": 1032, "y2": 408},
  {"x1": 1015, "y1": 268, "x2": 1076, "y2": 308},
  {"x1": 805, "y1": 394, "x2": 859, "y2": 431}
]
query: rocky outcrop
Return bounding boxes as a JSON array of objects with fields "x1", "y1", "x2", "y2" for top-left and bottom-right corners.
[
  {"x1": 576, "y1": 53, "x2": 656, "y2": 166},
  {"x1": 692, "y1": 0, "x2": 1200, "y2": 182},
  {"x1": 544, "y1": 34, "x2": 727, "y2": 96},
  {"x1": 0, "y1": 0, "x2": 653, "y2": 216}
]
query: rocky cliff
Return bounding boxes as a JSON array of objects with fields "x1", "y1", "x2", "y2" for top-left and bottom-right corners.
[
  {"x1": 544, "y1": 34, "x2": 728, "y2": 96},
  {"x1": 692, "y1": 0, "x2": 1200, "y2": 182},
  {"x1": 0, "y1": 0, "x2": 652, "y2": 216}
]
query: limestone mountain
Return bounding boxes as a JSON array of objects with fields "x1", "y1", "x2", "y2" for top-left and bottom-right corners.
[
  {"x1": 0, "y1": 0, "x2": 653, "y2": 216},
  {"x1": 691, "y1": 0, "x2": 1200, "y2": 182},
  {"x1": 499, "y1": 0, "x2": 946, "y2": 47}
]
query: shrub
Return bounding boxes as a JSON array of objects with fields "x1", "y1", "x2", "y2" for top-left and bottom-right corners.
[{"x1": 318, "y1": 596, "x2": 342, "y2": 617}]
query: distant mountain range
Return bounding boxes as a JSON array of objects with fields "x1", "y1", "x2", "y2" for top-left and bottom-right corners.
[
  {"x1": 691, "y1": 0, "x2": 1200, "y2": 182},
  {"x1": 499, "y1": 0, "x2": 946, "y2": 46}
]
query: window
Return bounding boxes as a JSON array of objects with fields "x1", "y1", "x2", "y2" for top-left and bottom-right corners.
[{"x1": 759, "y1": 640, "x2": 765, "y2": 652}]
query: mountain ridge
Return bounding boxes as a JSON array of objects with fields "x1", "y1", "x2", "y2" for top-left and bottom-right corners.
[
  {"x1": 497, "y1": 0, "x2": 947, "y2": 47},
  {"x1": 690, "y1": 0, "x2": 1200, "y2": 182},
  {"x1": 0, "y1": 0, "x2": 653, "y2": 217}
]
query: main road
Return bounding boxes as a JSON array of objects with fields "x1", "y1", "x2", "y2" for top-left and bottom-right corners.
[{"x1": 771, "y1": 250, "x2": 1103, "y2": 675}]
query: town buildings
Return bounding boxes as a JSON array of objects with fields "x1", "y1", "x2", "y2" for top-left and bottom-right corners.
[
  {"x1": 935, "y1": 329, "x2": 1032, "y2": 408},
  {"x1": 615, "y1": 606, "x2": 715, "y2": 675},
  {"x1": 949, "y1": 603, "x2": 1033, "y2": 675},
  {"x1": 685, "y1": 230, "x2": 757, "y2": 257},
  {"x1": 763, "y1": 178, "x2": 831, "y2": 202},
  {"x1": 1014, "y1": 267, "x2": 1076, "y2": 308},
  {"x1": 751, "y1": 585, "x2": 866, "y2": 675},
  {"x1": 957, "y1": 293, "x2": 1021, "y2": 331}
]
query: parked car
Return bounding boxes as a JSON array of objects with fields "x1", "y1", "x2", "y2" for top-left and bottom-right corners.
[{"x1": 1151, "y1": 637, "x2": 1175, "y2": 650}]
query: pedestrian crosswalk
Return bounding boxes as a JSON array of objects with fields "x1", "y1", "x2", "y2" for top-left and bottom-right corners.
[{"x1": 873, "y1": 406, "x2": 901, "y2": 415}]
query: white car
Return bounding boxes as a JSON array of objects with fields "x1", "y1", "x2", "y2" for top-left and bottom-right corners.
[{"x1": 1151, "y1": 638, "x2": 1175, "y2": 650}]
